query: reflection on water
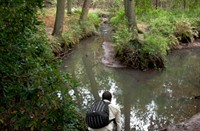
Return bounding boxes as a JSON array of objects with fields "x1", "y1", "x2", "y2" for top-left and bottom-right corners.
[{"x1": 61, "y1": 37, "x2": 200, "y2": 131}]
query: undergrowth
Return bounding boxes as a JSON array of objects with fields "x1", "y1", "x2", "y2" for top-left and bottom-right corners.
[
  {"x1": 0, "y1": 1, "x2": 86, "y2": 130},
  {"x1": 62, "y1": 9, "x2": 101, "y2": 49},
  {"x1": 110, "y1": 8, "x2": 200, "y2": 70},
  {"x1": 40, "y1": 8, "x2": 101, "y2": 56}
]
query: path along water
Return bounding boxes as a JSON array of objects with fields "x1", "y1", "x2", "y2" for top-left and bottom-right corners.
[{"x1": 61, "y1": 36, "x2": 200, "y2": 131}]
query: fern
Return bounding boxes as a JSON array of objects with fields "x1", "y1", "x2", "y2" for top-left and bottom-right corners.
[{"x1": 175, "y1": 21, "x2": 198, "y2": 42}]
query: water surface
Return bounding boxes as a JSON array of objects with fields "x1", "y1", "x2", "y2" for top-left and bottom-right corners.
[{"x1": 61, "y1": 36, "x2": 200, "y2": 131}]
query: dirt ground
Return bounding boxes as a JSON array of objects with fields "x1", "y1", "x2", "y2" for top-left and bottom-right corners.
[
  {"x1": 101, "y1": 41, "x2": 126, "y2": 68},
  {"x1": 161, "y1": 113, "x2": 200, "y2": 131}
]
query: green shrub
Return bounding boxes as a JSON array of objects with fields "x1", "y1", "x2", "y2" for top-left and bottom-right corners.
[
  {"x1": 143, "y1": 34, "x2": 169, "y2": 57},
  {"x1": 110, "y1": 8, "x2": 132, "y2": 54},
  {"x1": 110, "y1": 6, "x2": 200, "y2": 70},
  {"x1": 88, "y1": 12, "x2": 101, "y2": 29},
  {"x1": 110, "y1": 8, "x2": 128, "y2": 28},
  {"x1": 0, "y1": 1, "x2": 86, "y2": 130},
  {"x1": 116, "y1": 38, "x2": 166, "y2": 70},
  {"x1": 62, "y1": 11, "x2": 100, "y2": 48},
  {"x1": 138, "y1": 9, "x2": 173, "y2": 23},
  {"x1": 174, "y1": 21, "x2": 198, "y2": 42},
  {"x1": 112, "y1": 25, "x2": 133, "y2": 55},
  {"x1": 110, "y1": 9, "x2": 168, "y2": 70},
  {"x1": 148, "y1": 13, "x2": 175, "y2": 37},
  {"x1": 72, "y1": 8, "x2": 82, "y2": 14},
  {"x1": 62, "y1": 23, "x2": 82, "y2": 46},
  {"x1": 168, "y1": 34, "x2": 180, "y2": 49},
  {"x1": 80, "y1": 12, "x2": 101, "y2": 37},
  {"x1": 48, "y1": 35, "x2": 63, "y2": 54}
]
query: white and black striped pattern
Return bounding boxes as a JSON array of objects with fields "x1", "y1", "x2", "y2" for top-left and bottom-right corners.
[{"x1": 86, "y1": 100, "x2": 110, "y2": 129}]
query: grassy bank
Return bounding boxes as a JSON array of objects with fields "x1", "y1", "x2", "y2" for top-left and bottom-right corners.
[
  {"x1": 110, "y1": 8, "x2": 200, "y2": 70},
  {"x1": 39, "y1": 8, "x2": 102, "y2": 57}
]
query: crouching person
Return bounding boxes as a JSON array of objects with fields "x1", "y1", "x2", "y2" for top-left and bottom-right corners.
[{"x1": 86, "y1": 91, "x2": 121, "y2": 131}]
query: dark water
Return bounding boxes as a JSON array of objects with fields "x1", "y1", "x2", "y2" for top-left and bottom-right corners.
[{"x1": 61, "y1": 36, "x2": 200, "y2": 131}]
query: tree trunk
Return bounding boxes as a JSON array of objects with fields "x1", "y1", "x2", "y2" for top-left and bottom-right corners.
[
  {"x1": 124, "y1": 0, "x2": 128, "y2": 16},
  {"x1": 77, "y1": 0, "x2": 82, "y2": 7},
  {"x1": 125, "y1": 0, "x2": 137, "y2": 31},
  {"x1": 183, "y1": 0, "x2": 186, "y2": 9},
  {"x1": 67, "y1": 0, "x2": 72, "y2": 14},
  {"x1": 80, "y1": 0, "x2": 92, "y2": 22},
  {"x1": 52, "y1": 0, "x2": 66, "y2": 36},
  {"x1": 155, "y1": 0, "x2": 158, "y2": 9}
]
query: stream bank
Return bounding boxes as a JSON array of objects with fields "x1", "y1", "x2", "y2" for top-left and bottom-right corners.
[
  {"x1": 161, "y1": 113, "x2": 200, "y2": 131},
  {"x1": 101, "y1": 40, "x2": 200, "y2": 130},
  {"x1": 62, "y1": 35, "x2": 200, "y2": 130},
  {"x1": 102, "y1": 39, "x2": 200, "y2": 68},
  {"x1": 101, "y1": 39, "x2": 200, "y2": 130}
]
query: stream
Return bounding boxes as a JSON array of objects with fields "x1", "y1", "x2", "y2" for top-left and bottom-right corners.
[{"x1": 61, "y1": 36, "x2": 200, "y2": 131}]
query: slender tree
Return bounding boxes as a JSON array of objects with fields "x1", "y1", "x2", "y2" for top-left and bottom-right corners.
[
  {"x1": 183, "y1": 0, "x2": 186, "y2": 9},
  {"x1": 52, "y1": 0, "x2": 66, "y2": 36},
  {"x1": 124, "y1": 0, "x2": 138, "y2": 31},
  {"x1": 124, "y1": 0, "x2": 128, "y2": 15},
  {"x1": 67, "y1": 0, "x2": 72, "y2": 14},
  {"x1": 80, "y1": 0, "x2": 92, "y2": 22},
  {"x1": 155, "y1": 0, "x2": 159, "y2": 9}
]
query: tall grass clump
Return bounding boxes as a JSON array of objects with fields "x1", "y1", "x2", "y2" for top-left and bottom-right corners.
[
  {"x1": 62, "y1": 21, "x2": 82, "y2": 47},
  {"x1": 62, "y1": 10, "x2": 101, "y2": 49},
  {"x1": 143, "y1": 34, "x2": 169, "y2": 57},
  {"x1": 148, "y1": 16, "x2": 175, "y2": 37},
  {"x1": 112, "y1": 25, "x2": 133, "y2": 54},
  {"x1": 110, "y1": 9, "x2": 131, "y2": 54},
  {"x1": 110, "y1": 8, "x2": 128, "y2": 28},
  {"x1": 174, "y1": 21, "x2": 198, "y2": 43}
]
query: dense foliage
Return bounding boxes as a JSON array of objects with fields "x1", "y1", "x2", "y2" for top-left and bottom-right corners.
[
  {"x1": 63, "y1": 9, "x2": 101, "y2": 47},
  {"x1": 110, "y1": 6, "x2": 200, "y2": 70},
  {"x1": 41, "y1": 7, "x2": 101, "y2": 55},
  {"x1": 0, "y1": 0, "x2": 86, "y2": 130}
]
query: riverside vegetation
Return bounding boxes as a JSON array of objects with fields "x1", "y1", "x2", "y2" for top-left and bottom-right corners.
[
  {"x1": 40, "y1": 7, "x2": 102, "y2": 58},
  {"x1": 110, "y1": 9, "x2": 200, "y2": 70},
  {"x1": 0, "y1": 0, "x2": 100, "y2": 130},
  {"x1": 110, "y1": 8, "x2": 200, "y2": 70},
  {"x1": 0, "y1": 0, "x2": 200, "y2": 130}
]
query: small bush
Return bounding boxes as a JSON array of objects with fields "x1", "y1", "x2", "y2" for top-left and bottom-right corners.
[
  {"x1": 88, "y1": 12, "x2": 101, "y2": 29},
  {"x1": 62, "y1": 11, "x2": 101, "y2": 49},
  {"x1": 62, "y1": 23, "x2": 82, "y2": 46},
  {"x1": 110, "y1": 8, "x2": 132, "y2": 54},
  {"x1": 174, "y1": 21, "x2": 198, "y2": 43},
  {"x1": 112, "y1": 25, "x2": 133, "y2": 55},
  {"x1": 110, "y1": 8, "x2": 128, "y2": 28},
  {"x1": 148, "y1": 12, "x2": 175, "y2": 37},
  {"x1": 143, "y1": 34, "x2": 169, "y2": 57},
  {"x1": 168, "y1": 35, "x2": 180, "y2": 49},
  {"x1": 48, "y1": 35, "x2": 63, "y2": 53}
]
